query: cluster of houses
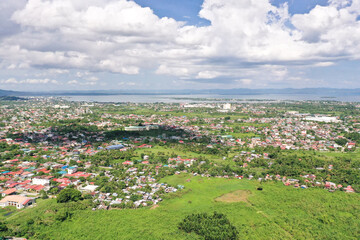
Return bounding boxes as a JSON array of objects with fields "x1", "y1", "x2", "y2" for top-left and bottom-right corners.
[
  {"x1": 0, "y1": 99, "x2": 359, "y2": 212},
  {"x1": 94, "y1": 183, "x2": 178, "y2": 210}
]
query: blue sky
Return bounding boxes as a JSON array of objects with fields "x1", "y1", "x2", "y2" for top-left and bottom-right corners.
[
  {"x1": 134, "y1": 0, "x2": 330, "y2": 22},
  {"x1": 0, "y1": 0, "x2": 359, "y2": 91},
  {"x1": 134, "y1": 0, "x2": 210, "y2": 26}
]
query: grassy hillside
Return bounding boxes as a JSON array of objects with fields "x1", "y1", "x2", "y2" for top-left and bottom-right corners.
[{"x1": 3, "y1": 174, "x2": 360, "y2": 239}]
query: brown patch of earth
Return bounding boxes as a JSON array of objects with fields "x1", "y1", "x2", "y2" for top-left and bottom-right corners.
[
  {"x1": 215, "y1": 190, "x2": 251, "y2": 203},
  {"x1": 150, "y1": 204, "x2": 159, "y2": 210}
]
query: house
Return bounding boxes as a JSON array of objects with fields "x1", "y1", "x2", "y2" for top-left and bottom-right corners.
[
  {"x1": 32, "y1": 177, "x2": 50, "y2": 186},
  {"x1": 67, "y1": 166, "x2": 78, "y2": 174},
  {"x1": 0, "y1": 195, "x2": 35, "y2": 209},
  {"x1": 80, "y1": 185, "x2": 99, "y2": 193},
  {"x1": 122, "y1": 161, "x2": 133, "y2": 166},
  {"x1": 1, "y1": 188, "x2": 17, "y2": 197},
  {"x1": 345, "y1": 185, "x2": 355, "y2": 193}
]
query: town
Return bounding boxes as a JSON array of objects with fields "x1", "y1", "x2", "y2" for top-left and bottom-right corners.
[{"x1": 0, "y1": 97, "x2": 359, "y2": 239}]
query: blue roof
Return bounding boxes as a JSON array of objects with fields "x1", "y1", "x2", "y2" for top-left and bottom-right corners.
[
  {"x1": 1, "y1": 171, "x2": 10, "y2": 174},
  {"x1": 106, "y1": 144, "x2": 124, "y2": 150},
  {"x1": 61, "y1": 166, "x2": 68, "y2": 169},
  {"x1": 58, "y1": 171, "x2": 67, "y2": 174}
]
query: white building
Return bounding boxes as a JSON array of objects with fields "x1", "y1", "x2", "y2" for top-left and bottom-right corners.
[
  {"x1": 304, "y1": 116, "x2": 340, "y2": 123},
  {"x1": 32, "y1": 177, "x2": 50, "y2": 186},
  {"x1": 223, "y1": 103, "x2": 232, "y2": 110},
  {"x1": 0, "y1": 195, "x2": 35, "y2": 209},
  {"x1": 79, "y1": 185, "x2": 99, "y2": 193},
  {"x1": 67, "y1": 166, "x2": 78, "y2": 174}
]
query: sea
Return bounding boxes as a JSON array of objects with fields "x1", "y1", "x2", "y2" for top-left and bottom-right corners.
[{"x1": 60, "y1": 94, "x2": 360, "y2": 103}]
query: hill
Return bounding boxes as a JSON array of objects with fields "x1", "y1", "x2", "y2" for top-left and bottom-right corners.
[{"x1": 3, "y1": 174, "x2": 359, "y2": 239}]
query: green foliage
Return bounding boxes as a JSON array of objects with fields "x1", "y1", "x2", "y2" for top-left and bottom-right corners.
[
  {"x1": 335, "y1": 138, "x2": 347, "y2": 146},
  {"x1": 344, "y1": 132, "x2": 360, "y2": 142},
  {"x1": 2, "y1": 176, "x2": 360, "y2": 239},
  {"x1": 0, "y1": 142, "x2": 19, "y2": 152},
  {"x1": 130, "y1": 194, "x2": 142, "y2": 202},
  {"x1": 55, "y1": 209, "x2": 72, "y2": 222},
  {"x1": 39, "y1": 190, "x2": 49, "y2": 199},
  {"x1": 179, "y1": 212, "x2": 238, "y2": 240},
  {"x1": 57, "y1": 189, "x2": 82, "y2": 203},
  {"x1": 0, "y1": 221, "x2": 8, "y2": 236}
]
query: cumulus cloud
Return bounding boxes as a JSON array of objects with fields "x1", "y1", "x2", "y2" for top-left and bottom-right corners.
[
  {"x1": 0, "y1": 78, "x2": 18, "y2": 84},
  {"x1": 67, "y1": 80, "x2": 78, "y2": 85},
  {"x1": 313, "y1": 62, "x2": 335, "y2": 67},
  {"x1": 0, "y1": 0, "x2": 360, "y2": 88},
  {"x1": 0, "y1": 78, "x2": 59, "y2": 84},
  {"x1": 235, "y1": 79, "x2": 253, "y2": 85}
]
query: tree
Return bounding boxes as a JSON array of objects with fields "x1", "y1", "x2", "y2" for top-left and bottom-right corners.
[
  {"x1": 178, "y1": 212, "x2": 238, "y2": 240},
  {"x1": 178, "y1": 163, "x2": 185, "y2": 171},
  {"x1": 0, "y1": 221, "x2": 8, "y2": 237},
  {"x1": 335, "y1": 138, "x2": 348, "y2": 146},
  {"x1": 57, "y1": 188, "x2": 82, "y2": 203},
  {"x1": 39, "y1": 190, "x2": 49, "y2": 199}
]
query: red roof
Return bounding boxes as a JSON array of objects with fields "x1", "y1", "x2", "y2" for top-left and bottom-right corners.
[
  {"x1": 122, "y1": 161, "x2": 133, "y2": 165},
  {"x1": 20, "y1": 180, "x2": 31, "y2": 185},
  {"x1": 29, "y1": 185, "x2": 45, "y2": 191},
  {"x1": 7, "y1": 183, "x2": 19, "y2": 188},
  {"x1": 2, "y1": 188, "x2": 17, "y2": 195},
  {"x1": 65, "y1": 172, "x2": 92, "y2": 178}
]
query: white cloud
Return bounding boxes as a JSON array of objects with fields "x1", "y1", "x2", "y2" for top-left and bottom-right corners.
[
  {"x1": 67, "y1": 80, "x2": 78, "y2": 85},
  {"x1": 0, "y1": 78, "x2": 59, "y2": 84},
  {"x1": 313, "y1": 62, "x2": 335, "y2": 67},
  {"x1": 20, "y1": 78, "x2": 59, "y2": 84},
  {"x1": 236, "y1": 79, "x2": 253, "y2": 85},
  {"x1": 87, "y1": 76, "x2": 99, "y2": 82},
  {"x1": 196, "y1": 71, "x2": 221, "y2": 79},
  {"x1": 118, "y1": 81, "x2": 136, "y2": 86},
  {"x1": 0, "y1": 0, "x2": 359, "y2": 88},
  {"x1": 0, "y1": 78, "x2": 18, "y2": 84}
]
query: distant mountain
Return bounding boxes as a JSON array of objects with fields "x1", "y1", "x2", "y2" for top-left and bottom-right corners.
[
  {"x1": 0, "y1": 96, "x2": 27, "y2": 101},
  {"x1": 205, "y1": 88, "x2": 360, "y2": 96},
  {"x1": 0, "y1": 89, "x2": 23, "y2": 96},
  {"x1": 1, "y1": 88, "x2": 360, "y2": 96}
]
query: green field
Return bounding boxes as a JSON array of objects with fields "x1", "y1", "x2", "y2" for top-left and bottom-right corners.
[
  {"x1": 134, "y1": 145, "x2": 224, "y2": 162},
  {"x1": 3, "y1": 174, "x2": 360, "y2": 240}
]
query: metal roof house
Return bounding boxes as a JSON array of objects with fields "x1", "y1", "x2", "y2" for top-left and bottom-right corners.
[{"x1": 106, "y1": 144, "x2": 125, "y2": 150}]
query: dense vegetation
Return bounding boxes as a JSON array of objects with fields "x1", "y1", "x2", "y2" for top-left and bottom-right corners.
[
  {"x1": 57, "y1": 188, "x2": 83, "y2": 203},
  {"x1": 179, "y1": 212, "x2": 238, "y2": 240},
  {"x1": 1, "y1": 175, "x2": 359, "y2": 239}
]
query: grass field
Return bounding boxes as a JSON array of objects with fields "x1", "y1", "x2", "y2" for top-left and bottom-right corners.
[
  {"x1": 134, "y1": 145, "x2": 226, "y2": 163},
  {"x1": 4, "y1": 174, "x2": 360, "y2": 240}
]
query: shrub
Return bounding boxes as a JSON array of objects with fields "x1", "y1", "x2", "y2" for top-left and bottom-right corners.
[
  {"x1": 57, "y1": 188, "x2": 82, "y2": 203},
  {"x1": 55, "y1": 209, "x2": 72, "y2": 222},
  {"x1": 178, "y1": 212, "x2": 238, "y2": 240}
]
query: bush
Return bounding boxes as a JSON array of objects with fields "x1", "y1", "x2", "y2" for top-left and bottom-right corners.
[
  {"x1": 55, "y1": 209, "x2": 72, "y2": 222},
  {"x1": 57, "y1": 188, "x2": 82, "y2": 203},
  {"x1": 178, "y1": 212, "x2": 238, "y2": 240},
  {"x1": 0, "y1": 221, "x2": 8, "y2": 237}
]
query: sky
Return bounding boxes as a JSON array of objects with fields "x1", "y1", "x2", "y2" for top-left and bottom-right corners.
[{"x1": 0, "y1": 0, "x2": 360, "y2": 91}]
